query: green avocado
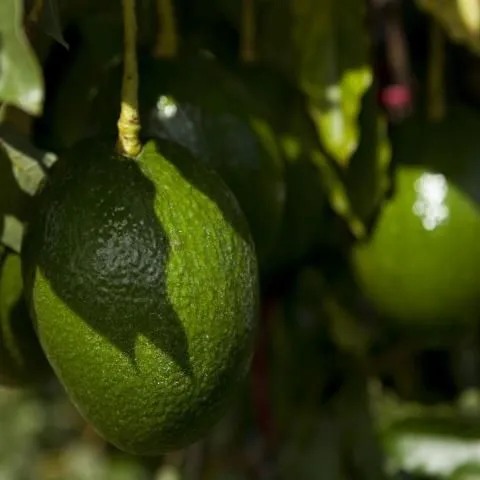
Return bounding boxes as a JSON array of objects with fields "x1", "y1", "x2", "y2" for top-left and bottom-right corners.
[
  {"x1": 43, "y1": 26, "x2": 286, "y2": 270},
  {"x1": 43, "y1": 13, "x2": 331, "y2": 272},
  {"x1": 23, "y1": 138, "x2": 259, "y2": 455},
  {"x1": 136, "y1": 57, "x2": 286, "y2": 270},
  {"x1": 351, "y1": 106, "x2": 480, "y2": 329}
]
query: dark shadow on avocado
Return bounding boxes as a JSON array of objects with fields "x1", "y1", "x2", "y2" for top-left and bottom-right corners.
[
  {"x1": 48, "y1": 54, "x2": 284, "y2": 265},
  {"x1": 23, "y1": 137, "x2": 252, "y2": 379},
  {"x1": 144, "y1": 91, "x2": 283, "y2": 265},
  {"x1": 149, "y1": 139, "x2": 252, "y2": 247},
  {"x1": 23, "y1": 140, "x2": 196, "y2": 377}
]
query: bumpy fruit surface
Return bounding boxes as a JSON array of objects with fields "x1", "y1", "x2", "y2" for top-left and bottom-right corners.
[
  {"x1": 351, "y1": 107, "x2": 480, "y2": 327},
  {"x1": 45, "y1": 41, "x2": 286, "y2": 270},
  {"x1": 23, "y1": 138, "x2": 259, "y2": 455},
  {"x1": 139, "y1": 58, "x2": 286, "y2": 269}
]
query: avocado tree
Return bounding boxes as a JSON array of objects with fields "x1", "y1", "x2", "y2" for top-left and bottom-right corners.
[{"x1": 2, "y1": 0, "x2": 480, "y2": 478}]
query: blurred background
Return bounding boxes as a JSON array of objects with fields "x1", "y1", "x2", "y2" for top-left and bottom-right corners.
[{"x1": 4, "y1": 0, "x2": 480, "y2": 478}]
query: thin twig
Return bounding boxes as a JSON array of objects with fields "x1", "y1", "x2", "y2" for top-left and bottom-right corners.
[
  {"x1": 153, "y1": 0, "x2": 178, "y2": 58},
  {"x1": 427, "y1": 19, "x2": 446, "y2": 122},
  {"x1": 116, "y1": 0, "x2": 142, "y2": 158},
  {"x1": 241, "y1": 0, "x2": 256, "y2": 63}
]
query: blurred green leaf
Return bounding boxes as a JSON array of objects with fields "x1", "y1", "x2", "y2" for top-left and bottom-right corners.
[
  {"x1": 344, "y1": 85, "x2": 392, "y2": 224},
  {"x1": 35, "y1": 0, "x2": 68, "y2": 49},
  {"x1": 278, "y1": 413, "x2": 344, "y2": 479},
  {"x1": 1, "y1": 215, "x2": 23, "y2": 253},
  {"x1": 450, "y1": 462, "x2": 480, "y2": 480},
  {"x1": 155, "y1": 464, "x2": 183, "y2": 480},
  {"x1": 374, "y1": 386, "x2": 480, "y2": 479},
  {"x1": 383, "y1": 414, "x2": 480, "y2": 478},
  {"x1": 311, "y1": 145, "x2": 368, "y2": 238},
  {"x1": 0, "y1": 124, "x2": 56, "y2": 252},
  {"x1": 0, "y1": 387, "x2": 47, "y2": 479},
  {"x1": 338, "y1": 370, "x2": 387, "y2": 480},
  {"x1": 0, "y1": 0, "x2": 44, "y2": 116},
  {"x1": 313, "y1": 84, "x2": 391, "y2": 238},
  {"x1": 0, "y1": 123, "x2": 57, "y2": 196},
  {"x1": 260, "y1": 0, "x2": 372, "y2": 168},
  {"x1": 278, "y1": 364, "x2": 386, "y2": 480},
  {"x1": 418, "y1": 0, "x2": 480, "y2": 56},
  {"x1": 325, "y1": 295, "x2": 371, "y2": 356},
  {"x1": 257, "y1": 0, "x2": 387, "y2": 238},
  {"x1": 0, "y1": 143, "x2": 30, "y2": 253}
]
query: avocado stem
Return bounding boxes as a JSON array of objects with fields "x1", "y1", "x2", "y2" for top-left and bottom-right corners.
[
  {"x1": 241, "y1": 0, "x2": 256, "y2": 63},
  {"x1": 427, "y1": 19, "x2": 446, "y2": 123},
  {"x1": 153, "y1": 0, "x2": 178, "y2": 58},
  {"x1": 116, "y1": 0, "x2": 142, "y2": 158}
]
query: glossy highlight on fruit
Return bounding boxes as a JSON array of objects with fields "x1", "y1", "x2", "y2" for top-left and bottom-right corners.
[
  {"x1": 23, "y1": 138, "x2": 259, "y2": 455},
  {"x1": 351, "y1": 108, "x2": 480, "y2": 327},
  {"x1": 141, "y1": 59, "x2": 286, "y2": 269}
]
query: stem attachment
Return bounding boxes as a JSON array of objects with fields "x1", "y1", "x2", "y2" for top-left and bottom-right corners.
[
  {"x1": 153, "y1": 0, "x2": 178, "y2": 58},
  {"x1": 116, "y1": 0, "x2": 142, "y2": 158}
]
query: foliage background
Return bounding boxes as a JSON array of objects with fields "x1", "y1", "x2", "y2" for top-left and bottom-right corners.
[{"x1": 3, "y1": 0, "x2": 480, "y2": 478}]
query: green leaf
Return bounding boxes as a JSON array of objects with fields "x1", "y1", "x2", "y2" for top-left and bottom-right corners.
[
  {"x1": 36, "y1": 0, "x2": 68, "y2": 49},
  {"x1": 311, "y1": 146, "x2": 368, "y2": 238},
  {"x1": 450, "y1": 463, "x2": 480, "y2": 480},
  {"x1": 325, "y1": 295, "x2": 371, "y2": 356},
  {"x1": 418, "y1": 0, "x2": 480, "y2": 56},
  {"x1": 336, "y1": 371, "x2": 387, "y2": 480},
  {"x1": 344, "y1": 85, "x2": 392, "y2": 224},
  {"x1": 258, "y1": 0, "x2": 387, "y2": 238},
  {"x1": 315, "y1": 84, "x2": 391, "y2": 238},
  {"x1": 0, "y1": 0, "x2": 44, "y2": 116},
  {"x1": 0, "y1": 122, "x2": 56, "y2": 251},
  {"x1": 260, "y1": 0, "x2": 372, "y2": 168},
  {"x1": 0, "y1": 122, "x2": 57, "y2": 196},
  {"x1": 278, "y1": 363, "x2": 386, "y2": 479},
  {"x1": 1, "y1": 214, "x2": 24, "y2": 253},
  {"x1": 0, "y1": 143, "x2": 29, "y2": 253},
  {"x1": 373, "y1": 387, "x2": 480, "y2": 479},
  {"x1": 382, "y1": 412, "x2": 480, "y2": 478}
]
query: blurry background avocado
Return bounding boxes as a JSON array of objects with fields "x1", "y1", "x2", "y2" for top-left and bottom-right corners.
[
  {"x1": 137, "y1": 56, "x2": 287, "y2": 271},
  {"x1": 350, "y1": 106, "x2": 480, "y2": 334}
]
